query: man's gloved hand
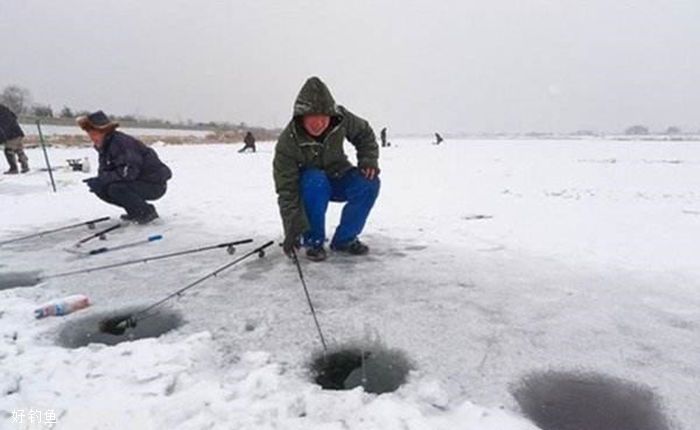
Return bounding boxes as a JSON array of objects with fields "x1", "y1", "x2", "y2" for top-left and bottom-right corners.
[
  {"x1": 82, "y1": 177, "x2": 103, "y2": 193},
  {"x1": 282, "y1": 234, "x2": 301, "y2": 258},
  {"x1": 360, "y1": 167, "x2": 379, "y2": 180}
]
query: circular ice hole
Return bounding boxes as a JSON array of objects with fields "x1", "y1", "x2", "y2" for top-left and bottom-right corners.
[
  {"x1": 0, "y1": 271, "x2": 42, "y2": 290},
  {"x1": 512, "y1": 371, "x2": 672, "y2": 430},
  {"x1": 310, "y1": 344, "x2": 412, "y2": 394},
  {"x1": 57, "y1": 307, "x2": 183, "y2": 348}
]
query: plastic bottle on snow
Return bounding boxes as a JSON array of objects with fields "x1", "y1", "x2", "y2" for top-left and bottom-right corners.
[{"x1": 34, "y1": 294, "x2": 91, "y2": 319}]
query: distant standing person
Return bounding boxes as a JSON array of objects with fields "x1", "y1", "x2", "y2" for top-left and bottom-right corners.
[
  {"x1": 380, "y1": 127, "x2": 390, "y2": 147},
  {"x1": 0, "y1": 103, "x2": 29, "y2": 174},
  {"x1": 239, "y1": 131, "x2": 256, "y2": 153},
  {"x1": 78, "y1": 111, "x2": 172, "y2": 224},
  {"x1": 274, "y1": 76, "x2": 380, "y2": 262},
  {"x1": 434, "y1": 132, "x2": 444, "y2": 145}
]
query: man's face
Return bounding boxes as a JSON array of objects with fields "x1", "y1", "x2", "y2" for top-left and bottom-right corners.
[
  {"x1": 87, "y1": 129, "x2": 106, "y2": 148},
  {"x1": 302, "y1": 114, "x2": 331, "y2": 137}
]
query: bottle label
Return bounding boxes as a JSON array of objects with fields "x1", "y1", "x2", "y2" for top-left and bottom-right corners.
[{"x1": 54, "y1": 303, "x2": 65, "y2": 316}]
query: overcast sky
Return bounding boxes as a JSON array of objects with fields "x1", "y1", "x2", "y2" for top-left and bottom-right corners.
[{"x1": 1, "y1": 0, "x2": 698, "y2": 134}]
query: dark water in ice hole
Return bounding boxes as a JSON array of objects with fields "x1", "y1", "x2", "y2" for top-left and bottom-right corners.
[
  {"x1": 57, "y1": 307, "x2": 183, "y2": 348},
  {"x1": 310, "y1": 344, "x2": 412, "y2": 394},
  {"x1": 512, "y1": 371, "x2": 673, "y2": 430}
]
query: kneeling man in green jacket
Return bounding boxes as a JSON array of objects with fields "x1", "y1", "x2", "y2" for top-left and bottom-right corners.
[{"x1": 274, "y1": 77, "x2": 380, "y2": 262}]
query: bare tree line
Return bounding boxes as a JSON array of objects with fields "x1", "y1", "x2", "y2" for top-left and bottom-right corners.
[
  {"x1": 0, "y1": 84, "x2": 276, "y2": 134},
  {"x1": 0, "y1": 84, "x2": 690, "y2": 136}
]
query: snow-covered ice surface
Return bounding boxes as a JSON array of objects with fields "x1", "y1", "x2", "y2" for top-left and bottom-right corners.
[{"x1": 1, "y1": 139, "x2": 698, "y2": 429}]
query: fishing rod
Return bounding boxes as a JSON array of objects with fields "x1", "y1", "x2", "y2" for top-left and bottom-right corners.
[
  {"x1": 72, "y1": 223, "x2": 122, "y2": 248},
  {"x1": 99, "y1": 240, "x2": 274, "y2": 335},
  {"x1": 86, "y1": 234, "x2": 162, "y2": 256},
  {"x1": 43, "y1": 238, "x2": 254, "y2": 280},
  {"x1": 0, "y1": 216, "x2": 110, "y2": 246},
  {"x1": 291, "y1": 248, "x2": 328, "y2": 352}
]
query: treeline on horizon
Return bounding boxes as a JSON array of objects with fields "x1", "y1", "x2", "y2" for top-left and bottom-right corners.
[
  {"x1": 0, "y1": 84, "x2": 280, "y2": 135},
  {"x1": 2, "y1": 83, "x2": 695, "y2": 139}
]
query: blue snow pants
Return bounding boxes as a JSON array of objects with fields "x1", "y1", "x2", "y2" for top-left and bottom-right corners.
[{"x1": 300, "y1": 168, "x2": 380, "y2": 249}]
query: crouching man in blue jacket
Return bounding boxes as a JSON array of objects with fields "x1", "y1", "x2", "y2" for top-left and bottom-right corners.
[{"x1": 78, "y1": 111, "x2": 172, "y2": 224}]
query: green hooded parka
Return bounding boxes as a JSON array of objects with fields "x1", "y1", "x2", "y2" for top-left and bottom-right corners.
[{"x1": 273, "y1": 77, "x2": 379, "y2": 240}]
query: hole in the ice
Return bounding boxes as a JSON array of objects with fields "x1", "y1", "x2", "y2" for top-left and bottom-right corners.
[
  {"x1": 57, "y1": 307, "x2": 183, "y2": 348},
  {"x1": 310, "y1": 344, "x2": 412, "y2": 394},
  {"x1": 0, "y1": 271, "x2": 42, "y2": 290},
  {"x1": 512, "y1": 371, "x2": 672, "y2": 430}
]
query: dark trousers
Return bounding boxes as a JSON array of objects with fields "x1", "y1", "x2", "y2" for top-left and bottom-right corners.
[
  {"x1": 4, "y1": 137, "x2": 29, "y2": 171},
  {"x1": 95, "y1": 181, "x2": 166, "y2": 216},
  {"x1": 300, "y1": 168, "x2": 380, "y2": 248},
  {"x1": 238, "y1": 144, "x2": 256, "y2": 153}
]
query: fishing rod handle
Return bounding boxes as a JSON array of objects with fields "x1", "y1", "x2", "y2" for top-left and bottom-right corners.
[{"x1": 215, "y1": 238, "x2": 254, "y2": 248}]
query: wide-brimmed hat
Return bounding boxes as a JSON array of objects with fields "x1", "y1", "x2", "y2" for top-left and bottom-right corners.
[{"x1": 77, "y1": 110, "x2": 119, "y2": 132}]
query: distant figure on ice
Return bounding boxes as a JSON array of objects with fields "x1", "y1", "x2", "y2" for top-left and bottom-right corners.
[
  {"x1": 380, "y1": 127, "x2": 390, "y2": 147},
  {"x1": 433, "y1": 132, "x2": 444, "y2": 145},
  {"x1": 238, "y1": 131, "x2": 256, "y2": 153},
  {"x1": 274, "y1": 76, "x2": 380, "y2": 262},
  {"x1": 78, "y1": 111, "x2": 172, "y2": 224},
  {"x1": 0, "y1": 103, "x2": 29, "y2": 174}
]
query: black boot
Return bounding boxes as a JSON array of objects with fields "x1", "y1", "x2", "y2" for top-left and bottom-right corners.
[
  {"x1": 331, "y1": 239, "x2": 369, "y2": 255},
  {"x1": 18, "y1": 151, "x2": 29, "y2": 173},
  {"x1": 4, "y1": 151, "x2": 18, "y2": 174},
  {"x1": 134, "y1": 204, "x2": 159, "y2": 225},
  {"x1": 120, "y1": 213, "x2": 137, "y2": 221},
  {"x1": 306, "y1": 246, "x2": 328, "y2": 262}
]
